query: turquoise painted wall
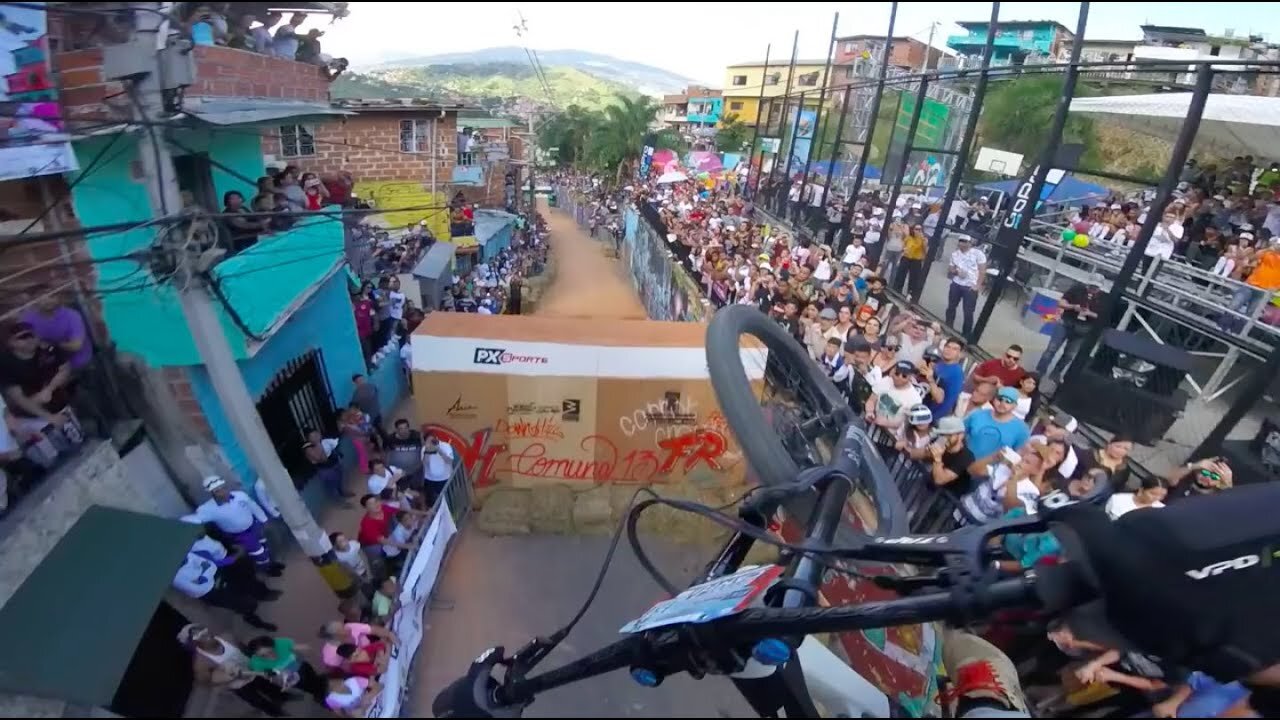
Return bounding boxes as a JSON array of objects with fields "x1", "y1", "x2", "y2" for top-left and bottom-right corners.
[
  {"x1": 68, "y1": 130, "x2": 344, "y2": 366},
  {"x1": 687, "y1": 97, "x2": 723, "y2": 125},
  {"x1": 187, "y1": 270, "x2": 366, "y2": 484}
]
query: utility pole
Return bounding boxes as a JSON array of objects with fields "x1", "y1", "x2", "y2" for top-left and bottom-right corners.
[
  {"x1": 922, "y1": 22, "x2": 939, "y2": 72},
  {"x1": 122, "y1": 2, "x2": 354, "y2": 598}
]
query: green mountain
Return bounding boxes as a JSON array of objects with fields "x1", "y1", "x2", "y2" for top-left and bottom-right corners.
[{"x1": 332, "y1": 62, "x2": 639, "y2": 112}]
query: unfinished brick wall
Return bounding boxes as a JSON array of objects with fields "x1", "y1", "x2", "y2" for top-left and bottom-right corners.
[
  {"x1": 52, "y1": 42, "x2": 331, "y2": 117},
  {"x1": 267, "y1": 113, "x2": 459, "y2": 183},
  {"x1": 0, "y1": 178, "x2": 106, "y2": 338},
  {"x1": 159, "y1": 366, "x2": 215, "y2": 439}
]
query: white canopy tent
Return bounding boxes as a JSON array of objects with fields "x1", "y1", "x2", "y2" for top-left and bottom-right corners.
[
  {"x1": 1069, "y1": 93, "x2": 1280, "y2": 160},
  {"x1": 655, "y1": 170, "x2": 690, "y2": 184}
]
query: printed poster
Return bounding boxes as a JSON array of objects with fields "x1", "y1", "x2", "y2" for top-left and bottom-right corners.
[{"x1": 0, "y1": 2, "x2": 76, "y2": 181}]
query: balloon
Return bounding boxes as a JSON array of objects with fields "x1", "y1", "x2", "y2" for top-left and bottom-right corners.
[
  {"x1": 1074, "y1": 221, "x2": 1090, "y2": 234},
  {"x1": 1061, "y1": 227, "x2": 1076, "y2": 242},
  {"x1": 1072, "y1": 233, "x2": 1089, "y2": 248}
]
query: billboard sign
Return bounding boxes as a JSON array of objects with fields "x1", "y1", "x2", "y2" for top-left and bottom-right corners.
[{"x1": 0, "y1": 3, "x2": 77, "y2": 182}]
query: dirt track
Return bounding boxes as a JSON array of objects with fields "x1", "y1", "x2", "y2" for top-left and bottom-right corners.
[{"x1": 535, "y1": 198, "x2": 648, "y2": 320}]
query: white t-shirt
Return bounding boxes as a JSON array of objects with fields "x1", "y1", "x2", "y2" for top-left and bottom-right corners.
[
  {"x1": 388, "y1": 291, "x2": 407, "y2": 320},
  {"x1": 1146, "y1": 222, "x2": 1181, "y2": 259},
  {"x1": 960, "y1": 463, "x2": 1042, "y2": 524},
  {"x1": 423, "y1": 441, "x2": 457, "y2": 483},
  {"x1": 1105, "y1": 493, "x2": 1165, "y2": 520},
  {"x1": 870, "y1": 376, "x2": 923, "y2": 427},
  {"x1": 334, "y1": 540, "x2": 371, "y2": 580},
  {"x1": 368, "y1": 466, "x2": 401, "y2": 495},
  {"x1": 949, "y1": 247, "x2": 987, "y2": 288},
  {"x1": 842, "y1": 244, "x2": 866, "y2": 266},
  {"x1": 382, "y1": 520, "x2": 414, "y2": 558},
  {"x1": 325, "y1": 677, "x2": 369, "y2": 711}
]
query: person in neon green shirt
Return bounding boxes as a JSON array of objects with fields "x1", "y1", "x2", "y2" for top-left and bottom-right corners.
[{"x1": 245, "y1": 635, "x2": 328, "y2": 702}]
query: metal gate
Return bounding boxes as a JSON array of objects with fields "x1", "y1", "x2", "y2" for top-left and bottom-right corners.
[{"x1": 255, "y1": 349, "x2": 338, "y2": 480}]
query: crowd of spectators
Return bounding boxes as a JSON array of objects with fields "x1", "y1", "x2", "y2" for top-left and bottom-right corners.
[
  {"x1": 183, "y1": 6, "x2": 348, "y2": 79},
  {"x1": 440, "y1": 212, "x2": 548, "y2": 316},
  {"x1": 617, "y1": 163, "x2": 1259, "y2": 714}
]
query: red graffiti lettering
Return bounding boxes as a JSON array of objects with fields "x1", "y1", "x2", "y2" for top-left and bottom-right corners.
[
  {"x1": 422, "y1": 423, "x2": 507, "y2": 489},
  {"x1": 496, "y1": 417, "x2": 565, "y2": 441},
  {"x1": 656, "y1": 429, "x2": 728, "y2": 474}
]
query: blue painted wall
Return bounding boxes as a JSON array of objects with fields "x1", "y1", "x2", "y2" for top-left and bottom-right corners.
[
  {"x1": 187, "y1": 270, "x2": 366, "y2": 483},
  {"x1": 947, "y1": 24, "x2": 1061, "y2": 57},
  {"x1": 687, "y1": 96, "x2": 723, "y2": 125},
  {"x1": 68, "y1": 129, "x2": 344, "y2": 367}
]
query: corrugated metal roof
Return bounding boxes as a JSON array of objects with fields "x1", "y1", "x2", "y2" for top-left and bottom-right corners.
[
  {"x1": 334, "y1": 98, "x2": 483, "y2": 113},
  {"x1": 474, "y1": 209, "x2": 518, "y2": 246},
  {"x1": 458, "y1": 116, "x2": 520, "y2": 129},
  {"x1": 412, "y1": 241, "x2": 456, "y2": 280},
  {"x1": 183, "y1": 97, "x2": 352, "y2": 125}
]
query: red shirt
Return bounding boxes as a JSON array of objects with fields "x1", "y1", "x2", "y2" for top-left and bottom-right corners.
[
  {"x1": 972, "y1": 358, "x2": 1027, "y2": 387},
  {"x1": 345, "y1": 641, "x2": 385, "y2": 678},
  {"x1": 358, "y1": 511, "x2": 395, "y2": 547},
  {"x1": 353, "y1": 300, "x2": 375, "y2": 338}
]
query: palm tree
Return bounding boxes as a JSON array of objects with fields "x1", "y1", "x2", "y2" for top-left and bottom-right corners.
[{"x1": 589, "y1": 95, "x2": 658, "y2": 182}]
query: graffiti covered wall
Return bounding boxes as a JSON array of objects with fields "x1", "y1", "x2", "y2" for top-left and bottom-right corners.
[{"x1": 622, "y1": 206, "x2": 706, "y2": 322}]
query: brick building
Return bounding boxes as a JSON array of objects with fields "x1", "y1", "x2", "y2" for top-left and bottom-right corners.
[{"x1": 834, "y1": 34, "x2": 944, "y2": 71}]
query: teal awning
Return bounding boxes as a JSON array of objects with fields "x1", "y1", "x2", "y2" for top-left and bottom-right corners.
[{"x1": 0, "y1": 506, "x2": 199, "y2": 706}]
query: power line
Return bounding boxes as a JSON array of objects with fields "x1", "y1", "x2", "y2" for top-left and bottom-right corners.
[{"x1": 13, "y1": 130, "x2": 131, "y2": 238}]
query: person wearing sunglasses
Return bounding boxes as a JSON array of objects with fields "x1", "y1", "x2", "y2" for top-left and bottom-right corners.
[
  {"x1": 970, "y1": 343, "x2": 1028, "y2": 391},
  {"x1": 1165, "y1": 456, "x2": 1234, "y2": 501}
]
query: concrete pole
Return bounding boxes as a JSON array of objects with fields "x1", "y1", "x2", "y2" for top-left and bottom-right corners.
[{"x1": 128, "y1": 2, "x2": 353, "y2": 596}]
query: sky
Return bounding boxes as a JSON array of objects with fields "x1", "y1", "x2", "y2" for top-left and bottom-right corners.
[{"x1": 318, "y1": 2, "x2": 1280, "y2": 86}]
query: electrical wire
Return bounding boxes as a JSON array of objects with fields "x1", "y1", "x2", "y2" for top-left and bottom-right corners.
[
  {"x1": 13, "y1": 130, "x2": 131, "y2": 238},
  {"x1": 203, "y1": 270, "x2": 266, "y2": 342}
]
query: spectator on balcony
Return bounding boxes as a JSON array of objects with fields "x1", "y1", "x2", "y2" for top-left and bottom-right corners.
[
  {"x1": 187, "y1": 4, "x2": 228, "y2": 47},
  {"x1": 0, "y1": 321, "x2": 77, "y2": 438},
  {"x1": 302, "y1": 173, "x2": 330, "y2": 211},
  {"x1": 297, "y1": 28, "x2": 325, "y2": 65},
  {"x1": 222, "y1": 191, "x2": 266, "y2": 253},
  {"x1": 271, "y1": 12, "x2": 306, "y2": 60},
  {"x1": 323, "y1": 171, "x2": 355, "y2": 207},
  {"x1": 21, "y1": 287, "x2": 92, "y2": 372},
  {"x1": 278, "y1": 166, "x2": 307, "y2": 212},
  {"x1": 249, "y1": 12, "x2": 282, "y2": 54}
]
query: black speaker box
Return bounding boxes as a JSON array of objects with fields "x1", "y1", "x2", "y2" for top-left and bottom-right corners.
[{"x1": 1056, "y1": 330, "x2": 1193, "y2": 444}]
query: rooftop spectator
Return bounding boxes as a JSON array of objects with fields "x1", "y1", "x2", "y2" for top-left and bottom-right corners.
[{"x1": 272, "y1": 12, "x2": 306, "y2": 60}]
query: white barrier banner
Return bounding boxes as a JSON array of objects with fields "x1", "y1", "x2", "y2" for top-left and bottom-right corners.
[{"x1": 368, "y1": 499, "x2": 458, "y2": 717}]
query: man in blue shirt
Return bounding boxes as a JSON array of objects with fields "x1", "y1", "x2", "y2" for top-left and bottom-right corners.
[
  {"x1": 922, "y1": 337, "x2": 966, "y2": 418},
  {"x1": 963, "y1": 386, "x2": 1031, "y2": 461}
]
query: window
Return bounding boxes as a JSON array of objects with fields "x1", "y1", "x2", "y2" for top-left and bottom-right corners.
[
  {"x1": 846, "y1": 65, "x2": 857, "y2": 79},
  {"x1": 732, "y1": 75, "x2": 748, "y2": 86},
  {"x1": 729, "y1": 101, "x2": 743, "y2": 111},
  {"x1": 279, "y1": 124, "x2": 315, "y2": 158},
  {"x1": 797, "y1": 71, "x2": 819, "y2": 87},
  {"x1": 766, "y1": 72, "x2": 781, "y2": 85},
  {"x1": 400, "y1": 119, "x2": 433, "y2": 153},
  {"x1": 844, "y1": 42, "x2": 856, "y2": 53}
]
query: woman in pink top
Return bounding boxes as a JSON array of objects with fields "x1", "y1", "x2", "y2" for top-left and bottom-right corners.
[{"x1": 318, "y1": 621, "x2": 397, "y2": 668}]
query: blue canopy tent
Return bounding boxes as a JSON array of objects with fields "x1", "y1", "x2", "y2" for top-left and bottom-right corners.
[{"x1": 975, "y1": 175, "x2": 1112, "y2": 206}]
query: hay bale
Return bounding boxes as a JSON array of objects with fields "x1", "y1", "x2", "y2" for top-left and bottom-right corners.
[{"x1": 475, "y1": 488, "x2": 532, "y2": 534}]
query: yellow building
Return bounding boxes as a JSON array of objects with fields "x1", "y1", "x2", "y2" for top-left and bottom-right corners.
[{"x1": 722, "y1": 59, "x2": 831, "y2": 126}]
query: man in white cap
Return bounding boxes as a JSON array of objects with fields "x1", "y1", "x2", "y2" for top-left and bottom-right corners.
[
  {"x1": 173, "y1": 528, "x2": 280, "y2": 630},
  {"x1": 191, "y1": 476, "x2": 281, "y2": 576}
]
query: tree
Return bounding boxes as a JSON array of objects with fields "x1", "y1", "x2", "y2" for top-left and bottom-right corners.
[
  {"x1": 977, "y1": 76, "x2": 1100, "y2": 168},
  {"x1": 715, "y1": 114, "x2": 751, "y2": 152},
  {"x1": 536, "y1": 93, "x2": 661, "y2": 181}
]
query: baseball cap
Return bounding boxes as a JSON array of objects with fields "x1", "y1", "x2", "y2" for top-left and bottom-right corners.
[
  {"x1": 935, "y1": 416, "x2": 965, "y2": 435},
  {"x1": 995, "y1": 386, "x2": 1020, "y2": 403},
  {"x1": 844, "y1": 336, "x2": 873, "y2": 354},
  {"x1": 1051, "y1": 412, "x2": 1077, "y2": 432},
  {"x1": 1086, "y1": 273, "x2": 1105, "y2": 286},
  {"x1": 893, "y1": 360, "x2": 917, "y2": 376},
  {"x1": 818, "y1": 307, "x2": 837, "y2": 321},
  {"x1": 202, "y1": 475, "x2": 227, "y2": 492},
  {"x1": 907, "y1": 404, "x2": 933, "y2": 426}
]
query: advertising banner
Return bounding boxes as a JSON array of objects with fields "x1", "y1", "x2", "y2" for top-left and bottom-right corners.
[
  {"x1": 788, "y1": 109, "x2": 818, "y2": 176},
  {"x1": 0, "y1": 3, "x2": 77, "y2": 182},
  {"x1": 367, "y1": 498, "x2": 459, "y2": 718}
]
